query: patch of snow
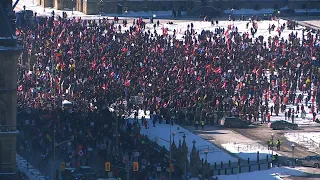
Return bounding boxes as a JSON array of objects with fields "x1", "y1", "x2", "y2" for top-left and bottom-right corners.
[
  {"x1": 224, "y1": 8, "x2": 275, "y2": 15},
  {"x1": 103, "y1": 11, "x2": 187, "y2": 18},
  {"x1": 222, "y1": 142, "x2": 281, "y2": 161},
  {"x1": 135, "y1": 110, "x2": 238, "y2": 164},
  {"x1": 215, "y1": 167, "x2": 307, "y2": 180},
  {"x1": 284, "y1": 132, "x2": 320, "y2": 154},
  {"x1": 224, "y1": 7, "x2": 320, "y2": 15},
  {"x1": 16, "y1": 154, "x2": 46, "y2": 180},
  {"x1": 267, "y1": 101, "x2": 318, "y2": 126}
]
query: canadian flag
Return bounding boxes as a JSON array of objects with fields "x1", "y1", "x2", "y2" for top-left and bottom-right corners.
[
  {"x1": 222, "y1": 81, "x2": 227, "y2": 89},
  {"x1": 212, "y1": 67, "x2": 222, "y2": 74},
  {"x1": 224, "y1": 29, "x2": 229, "y2": 37},
  {"x1": 18, "y1": 85, "x2": 23, "y2": 91},
  {"x1": 125, "y1": 80, "x2": 131, "y2": 87}
]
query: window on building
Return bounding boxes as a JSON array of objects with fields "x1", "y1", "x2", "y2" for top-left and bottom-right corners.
[
  {"x1": 0, "y1": 70, "x2": 5, "y2": 88},
  {"x1": 0, "y1": 100, "x2": 7, "y2": 126},
  {"x1": 0, "y1": 109, "x2": 5, "y2": 125}
]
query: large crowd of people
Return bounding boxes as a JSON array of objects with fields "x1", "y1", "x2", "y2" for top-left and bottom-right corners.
[{"x1": 15, "y1": 12, "x2": 320, "y2": 179}]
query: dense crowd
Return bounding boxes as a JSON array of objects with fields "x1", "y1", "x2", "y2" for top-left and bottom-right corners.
[{"x1": 15, "y1": 12, "x2": 320, "y2": 179}]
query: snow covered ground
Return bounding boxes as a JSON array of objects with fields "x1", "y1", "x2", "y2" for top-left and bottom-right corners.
[
  {"x1": 132, "y1": 110, "x2": 238, "y2": 164},
  {"x1": 266, "y1": 91, "x2": 318, "y2": 125},
  {"x1": 16, "y1": 154, "x2": 47, "y2": 180},
  {"x1": 224, "y1": 7, "x2": 320, "y2": 15},
  {"x1": 284, "y1": 132, "x2": 320, "y2": 154},
  {"x1": 215, "y1": 167, "x2": 307, "y2": 180},
  {"x1": 222, "y1": 142, "x2": 279, "y2": 161}
]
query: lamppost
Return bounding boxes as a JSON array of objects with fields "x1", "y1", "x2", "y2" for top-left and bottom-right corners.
[
  {"x1": 169, "y1": 121, "x2": 174, "y2": 180},
  {"x1": 72, "y1": 0, "x2": 74, "y2": 15},
  {"x1": 291, "y1": 143, "x2": 295, "y2": 167},
  {"x1": 204, "y1": 149, "x2": 209, "y2": 161},
  {"x1": 125, "y1": 9, "x2": 128, "y2": 21},
  {"x1": 100, "y1": 0, "x2": 104, "y2": 15},
  {"x1": 271, "y1": 133, "x2": 274, "y2": 156},
  {"x1": 53, "y1": 129, "x2": 72, "y2": 179},
  {"x1": 172, "y1": 132, "x2": 176, "y2": 142}
]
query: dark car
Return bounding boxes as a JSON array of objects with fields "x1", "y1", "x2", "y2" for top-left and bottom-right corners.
[
  {"x1": 61, "y1": 168, "x2": 85, "y2": 180},
  {"x1": 16, "y1": 10, "x2": 34, "y2": 18},
  {"x1": 269, "y1": 120, "x2": 298, "y2": 130},
  {"x1": 296, "y1": 155, "x2": 320, "y2": 168},
  {"x1": 221, "y1": 117, "x2": 251, "y2": 128},
  {"x1": 78, "y1": 166, "x2": 96, "y2": 180},
  {"x1": 280, "y1": 9, "x2": 295, "y2": 17}
]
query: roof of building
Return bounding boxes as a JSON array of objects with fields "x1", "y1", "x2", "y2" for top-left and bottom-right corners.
[{"x1": 0, "y1": 2, "x2": 17, "y2": 47}]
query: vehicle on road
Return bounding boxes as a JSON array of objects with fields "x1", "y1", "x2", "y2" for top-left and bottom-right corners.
[
  {"x1": 296, "y1": 155, "x2": 320, "y2": 168},
  {"x1": 61, "y1": 168, "x2": 85, "y2": 180},
  {"x1": 78, "y1": 166, "x2": 97, "y2": 180},
  {"x1": 268, "y1": 120, "x2": 298, "y2": 130},
  {"x1": 220, "y1": 117, "x2": 251, "y2": 128}
]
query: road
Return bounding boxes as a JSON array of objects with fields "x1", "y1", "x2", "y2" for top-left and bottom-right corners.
[
  {"x1": 17, "y1": 131, "x2": 106, "y2": 179},
  {"x1": 185, "y1": 122, "x2": 319, "y2": 160}
]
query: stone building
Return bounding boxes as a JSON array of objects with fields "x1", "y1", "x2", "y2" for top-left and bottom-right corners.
[
  {"x1": 35, "y1": 0, "x2": 320, "y2": 15},
  {"x1": 0, "y1": 1, "x2": 22, "y2": 180}
]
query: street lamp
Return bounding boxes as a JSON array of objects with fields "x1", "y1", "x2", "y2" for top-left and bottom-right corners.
[
  {"x1": 72, "y1": 0, "x2": 74, "y2": 15},
  {"x1": 204, "y1": 149, "x2": 209, "y2": 161},
  {"x1": 100, "y1": 0, "x2": 104, "y2": 15},
  {"x1": 53, "y1": 128, "x2": 72, "y2": 179},
  {"x1": 169, "y1": 124, "x2": 174, "y2": 180},
  {"x1": 172, "y1": 132, "x2": 176, "y2": 142},
  {"x1": 125, "y1": 10, "x2": 128, "y2": 21},
  {"x1": 291, "y1": 143, "x2": 295, "y2": 167},
  {"x1": 271, "y1": 133, "x2": 274, "y2": 156}
]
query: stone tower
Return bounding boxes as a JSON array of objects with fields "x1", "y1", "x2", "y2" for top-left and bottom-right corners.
[{"x1": 0, "y1": 1, "x2": 22, "y2": 179}]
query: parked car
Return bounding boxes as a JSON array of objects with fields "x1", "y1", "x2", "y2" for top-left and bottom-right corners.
[
  {"x1": 61, "y1": 168, "x2": 85, "y2": 180},
  {"x1": 16, "y1": 10, "x2": 34, "y2": 18},
  {"x1": 268, "y1": 120, "x2": 298, "y2": 130},
  {"x1": 296, "y1": 155, "x2": 320, "y2": 168},
  {"x1": 78, "y1": 166, "x2": 97, "y2": 180},
  {"x1": 220, "y1": 117, "x2": 251, "y2": 128}
]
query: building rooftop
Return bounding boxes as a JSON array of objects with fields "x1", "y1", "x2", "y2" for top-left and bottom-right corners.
[{"x1": 0, "y1": 2, "x2": 17, "y2": 47}]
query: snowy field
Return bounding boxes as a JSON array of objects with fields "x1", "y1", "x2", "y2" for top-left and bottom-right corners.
[
  {"x1": 222, "y1": 142, "x2": 280, "y2": 161},
  {"x1": 17, "y1": 154, "x2": 46, "y2": 180},
  {"x1": 215, "y1": 167, "x2": 307, "y2": 180},
  {"x1": 268, "y1": 103, "x2": 318, "y2": 125},
  {"x1": 131, "y1": 110, "x2": 238, "y2": 164},
  {"x1": 285, "y1": 132, "x2": 320, "y2": 154},
  {"x1": 224, "y1": 7, "x2": 320, "y2": 15}
]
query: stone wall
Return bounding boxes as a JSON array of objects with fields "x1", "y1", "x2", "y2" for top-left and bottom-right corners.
[{"x1": 40, "y1": 0, "x2": 53, "y2": 8}]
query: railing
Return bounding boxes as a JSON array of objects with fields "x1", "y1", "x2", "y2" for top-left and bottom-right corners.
[
  {"x1": 0, "y1": 125, "x2": 17, "y2": 132},
  {"x1": 211, "y1": 158, "x2": 272, "y2": 176}
]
